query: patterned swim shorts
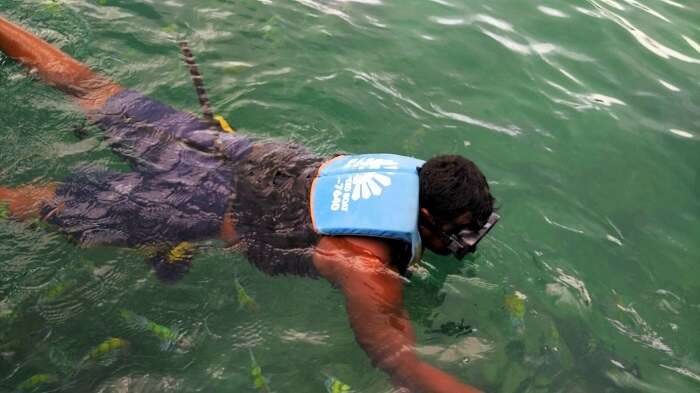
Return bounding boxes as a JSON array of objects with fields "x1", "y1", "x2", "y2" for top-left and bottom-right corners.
[{"x1": 42, "y1": 90, "x2": 251, "y2": 247}]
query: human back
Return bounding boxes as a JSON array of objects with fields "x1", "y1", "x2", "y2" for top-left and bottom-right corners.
[
  {"x1": 225, "y1": 139, "x2": 325, "y2": 277},
  {"x1": 224, "y1": 146, "x2": 420, "y2": 278}
]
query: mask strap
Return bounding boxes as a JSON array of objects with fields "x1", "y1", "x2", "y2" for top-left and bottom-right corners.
[{"x1": 420, "y1": 212, "x2": 461, "y2": 248}]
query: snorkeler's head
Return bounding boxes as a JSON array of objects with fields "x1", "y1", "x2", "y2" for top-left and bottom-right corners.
[{"x1": 418, "y1": 155, "x2": 495, "y2": 256}]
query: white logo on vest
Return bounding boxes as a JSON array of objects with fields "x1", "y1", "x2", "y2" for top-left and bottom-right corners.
[{"x1": 330, "y1": 158, "x2": 399, "y2": 212}]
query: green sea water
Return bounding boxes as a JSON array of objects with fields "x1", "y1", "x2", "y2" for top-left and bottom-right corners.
[{"x1": 0, "y1": 0, "x2": 698, "y2": 392}]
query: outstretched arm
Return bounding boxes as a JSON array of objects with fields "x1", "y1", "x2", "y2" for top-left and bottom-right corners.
[
  {"x1": 314, "y1": 237, "x2": 483, "y2": 393},
  {"x1": 0, "y1": 15, "x2": 122, "y2": 111}
]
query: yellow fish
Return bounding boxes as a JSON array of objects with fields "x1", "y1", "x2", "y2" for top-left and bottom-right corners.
[
  {"x1": 42, "y1": 0, "x2": 62, "y2": 15},
  {"x1": 17, "y1": 374, "x2": 57, "y2": 391},
  {"x1": 324, "y1": 374, "x2": 353, "y2": 393},
  {"x1": 235, "y1": 278, "x2": 258, "y2": 312},
  {"x1": 504, "y1": 292, "x2": 527, "y2": 334},
  {"x1": 504, "y1": 292, "x2": 526, "y2": 320},
  {"x1": 41, "y1": 279, "x2": 76, "y2": 302},
  {"x1": 88, "y1": 337, "x2": 128, "y2": 360},
  {"x1": 249, "y1": 349, "x2": 271, "y2": 392},
  {"x1": 120, "y1": 309, "x2": 179, "y2": 350}
]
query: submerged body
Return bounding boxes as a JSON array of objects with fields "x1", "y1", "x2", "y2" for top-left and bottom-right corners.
[
  {"x1": 40, "y1": 87, "x2": 326, "y2": 277},
  {"x1": 0, "y1": 15, "x2": 491, "y2": 393}
]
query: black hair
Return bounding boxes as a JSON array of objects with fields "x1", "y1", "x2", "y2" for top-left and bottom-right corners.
[{"x1": 419, "y1": 155, "x2": 494, "y2": 230}]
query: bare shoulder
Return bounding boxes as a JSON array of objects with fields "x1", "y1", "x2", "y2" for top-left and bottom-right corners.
[{"x1": 313, "y1": 236, "x2": 394, "y2": 282}]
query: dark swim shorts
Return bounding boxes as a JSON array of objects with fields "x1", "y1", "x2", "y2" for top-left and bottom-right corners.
[{"x1": 42, "y1": 90, "x2": 251, "y2": 247}]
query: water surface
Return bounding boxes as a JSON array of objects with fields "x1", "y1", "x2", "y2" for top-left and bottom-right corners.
[{"x1": 1, "y1": 0, "x2": 698, "y2": 392}]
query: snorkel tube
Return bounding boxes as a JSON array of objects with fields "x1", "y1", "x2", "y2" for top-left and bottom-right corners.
[
  {"x1": 179, "y1": 40, "x2": 234, "y2": 133},
  {"x1": 179, "y1": 41, "x2": 214, "y2": 122}
]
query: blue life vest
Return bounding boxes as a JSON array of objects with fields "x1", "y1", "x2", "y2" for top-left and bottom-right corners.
[{"x1": 310, "y1": 154, "x2": 425, "y2": 265}]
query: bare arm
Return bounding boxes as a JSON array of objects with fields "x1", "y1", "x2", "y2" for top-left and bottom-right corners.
[
  {"x1": 0, "y1": 15, "x2": 122, "y2": 111},
  {"x1": 314, "y1": 237, "x2": 483, "y2": 393}
]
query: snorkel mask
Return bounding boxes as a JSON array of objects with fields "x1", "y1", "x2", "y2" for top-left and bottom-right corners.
[{"x1": 428, "y1": 212, "x2": 500, "y2": 260}]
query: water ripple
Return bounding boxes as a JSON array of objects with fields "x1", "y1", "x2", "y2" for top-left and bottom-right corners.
[
  {"x1": 658, "y1": 79, "x2": 681, "y2": 92},
  {"x1": 669, "y1": 129, "x2": 694, "y2": 139},
  {"x1": 280, "y1": 328, "x2": 329, "y2": 345},
  {"x1": 477, "y1": 25, "x2": 592, "y2": 62},
  {"x1": 349, "y1": 68, "x2": 432, "y2": 119},
  {"x1": 599, "y1": 0, "x2": 627, "y2": 11},
  {"x1": 427, "y1": 0, "x2": 456, "y2": 8},
  {"x1": 474, "y1": 14, "x2": 514, "y2": 31},
  {"x1": 682, "y1": 35, "x2": 700, "y2": 53},
  {"x1": 429, "y1": 16, "x2": 464, "y2": 26},
  {"x1": 293, "y1": 0, "x2": 353, "y2": 25},
  {"x1": 429, "y1": 13, "x2": 514, "y2": 31},
  {"x1": 659, "y1": 0, "x2": 686, "y2": 8},
  {"x1": 608, "y1": 303, "x2": 673, "y2": 354},
  {"x1": 586, "y1": 0, "x2": 700, "y2": 64},
  {"x1": 431, "y1": 104, "x2": 521, "y2": 136},
  {"x1": 338, "y1": 0, "x2": 383, "y2": 4},
  {"x1": 543, "y1": 80, "x2": 626, "y2": 112},
  {"x1": 545, "y1": 267, "x2": 592, "y2": 308},
  {"x1": 659, "y1": 364, "x2": 700, "y2": 384},
  {"x1": 95, "y1": 375, "x2": 184, "y2": 393},
  {"x1": 537, "y1": 6, "x2": 570, "y2": 18},
  {"x1": 621, "y1": 0, "x2": 670, "y2": 22},
  {"x1": 606, "y1": 368, "x2": 675, "y2": 392}
]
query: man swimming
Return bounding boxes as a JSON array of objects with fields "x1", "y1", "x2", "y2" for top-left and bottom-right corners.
[{"x1": 0, "y1": 15, "x2": 496, "y2": 393}]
